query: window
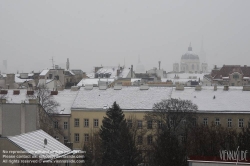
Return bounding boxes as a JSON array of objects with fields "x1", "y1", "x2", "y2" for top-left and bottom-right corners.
[
  {"x1": 84, "y1": 119, "x2": 89, "y2": 127},
  {"x1": 203, "y1": 118, "x2": 208, "y2": 126},
  {"x1": 181, "y1": 119, "x2": 186, "y2": 125},
  {"x1": 147, "y1": 120, "x2": 152, "y2": 129},
  {"x1": 157, "y1": 121, "x2": 162, "y2": 129},
  {"x1": 181, "y1": 135, "x2": 186, "y2": 144},
  {"x1": 64, "y1": 137, "x2": 68, "y2": 144},
  {"x1": 137, "y1": 136, "x2": 143, "y2": 145},
  {"x1": 54, "y1": 121, "x2": 58, "y2": 129},
  {"x1": 74, "y1": 119, "x2": 79, "y2": 127},
  {"x1": 94, "y1": 119, "x2": 99, "y2": 127},
  {"x1": 137, "y1": 120, "x2": 142, "y2": 129},
  {"x1": 228, "y1": 119, "x2": 232, "y2": 128},
  {"x1": 75, "y1": 133, "x2": 79, "y2": 142},
  {"x1": 127, "y1": 120, "x2": 132, "y2": 128},
  {"x1": 64, "y1": 122, "x2": 68, "y2": 129},
  {"x1": 192, "y1": 118, "x2": 197, "y2": 126},
  {"x1": 231, "y1": 83, "x2": 235, "y2": 86},
  {"x1": 84, "y1": 134, "x2": 89, "y2": 142},
  {"x1": 239, "y1": 119, "x2": 244, "y2": 128},
  {"x1": 215, "y1": 118, "x2": 220, "y2": 126},
  {"x1": 233, "y1": 74, "x2": 239, "y2": 79},
  {"x1": 170, "y1": 118, "x2": 175, "y2": 127},
  {"x1": 147, "y1": 135, "x2": 153, "y2": 145}
]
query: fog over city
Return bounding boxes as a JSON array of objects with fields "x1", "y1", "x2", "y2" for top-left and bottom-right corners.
[{"x1": 0, "y1": 0, "x2": 250, "y2": 73}]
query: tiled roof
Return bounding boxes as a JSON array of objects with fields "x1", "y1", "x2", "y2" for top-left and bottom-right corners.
[{"x1": 211, "y1": 65, "x2": 250, "y2": 79}]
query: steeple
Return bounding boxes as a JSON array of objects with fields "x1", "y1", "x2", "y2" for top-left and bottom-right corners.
[{"x1": 188, "y1": 42, "x2": 192, "y2": 51}]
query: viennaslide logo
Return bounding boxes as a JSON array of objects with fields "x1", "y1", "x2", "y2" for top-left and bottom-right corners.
[{"x1": 219, "y1": 146, "x2": 248, "y2": 164}]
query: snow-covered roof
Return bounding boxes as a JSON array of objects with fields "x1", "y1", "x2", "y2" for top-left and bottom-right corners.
[
  {"x1": 77, "y1": 78, "x2": 114, "y2": 87},
  {"x1": 40, "y1": 70, "x2": 49, "y2": 76},
  {"x1": 171, "y1": 86, "x2": 250, "y2": 112},
  {"x1": 119, "y1": 68, "x2": 130, "y2": 78},
  {"x1": 8, "y1": 130, "x2": 71, "y2": 159},
  {"x1": 86, "y1": 73, "x2": 95, "y2": 78},
  {"x1": 96, "y1": 67, "x2": 118, "y2": 78},
  {"x1": 15, "y1": 74, "x2": 33, "y2": 83},
  {"x1": 53, "y1": 90, "x2": 79, "y2": 114},
  {"x1": 2, "y1": 89, "x2": 29, "y2": 103},
  {"x1": 71, "y1": 87, "x2": 172, "y2": 110}
]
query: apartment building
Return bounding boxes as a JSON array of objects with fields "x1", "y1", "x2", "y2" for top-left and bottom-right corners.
[{"x1": 69, "y1": 85, "x2": 250, "y2": 150}]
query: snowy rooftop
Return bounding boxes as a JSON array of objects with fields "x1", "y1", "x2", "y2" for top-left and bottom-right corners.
[
  {"x1": 8, "y1": 130, "x2": 71, "y2": 159},
  {"x1": 96, "y1": 67, "x2": 118, "y2": 78},
  {"x1": 77, "y1": 78, "x2": 114, "y2": 87},
  {"x1": 118, "y1": 68, "x2": 130, "y2": 78},
  {"x1": 3, "y1": 89, "x2": 29, "y2": 103},
  {"x1": 2, "y1": 86, "x2": 250, "y2": 113},
  {"x1": 171, "y1": 86, "x2": 250, "y2": 112},
  {"x1": 71, "y1": 87, "x2": 172, "y2": 110},
  {"x1": 40, "y1": 70, "x2": 49, "y2": 76},
  {"x1": 53, "y1": 90, "x2": 79, "y2": 114}
]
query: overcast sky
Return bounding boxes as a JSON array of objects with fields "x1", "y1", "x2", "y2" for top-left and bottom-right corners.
[{"x1": 1, "y1": 0, "x2": 250, "y2": 73}]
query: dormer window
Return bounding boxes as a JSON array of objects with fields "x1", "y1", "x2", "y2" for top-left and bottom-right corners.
[{"x1": 233, "y1": 74, "x2": 239, "y2": 79}]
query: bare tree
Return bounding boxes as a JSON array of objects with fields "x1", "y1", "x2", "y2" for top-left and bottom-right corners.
[
  {"x1": 145, "y1": 98, "x2": 198, "y2": 166},
  {"x1": 27, "y1": 84, "x2": 65, "y2": 142},
  {"x1": 28, "y1": 84, "x2": 60, "y2": 114},
  {"x1": 145, "y1": 98, "x2": 197, "y2": 134}
]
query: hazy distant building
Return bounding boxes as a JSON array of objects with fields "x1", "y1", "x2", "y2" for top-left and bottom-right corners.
[
  {"x1": 173, "y1": 43, "x2": 208, "y2": 73},
  {"x1": 135, "y1": 56, "x2": 146, "y2": 74}
]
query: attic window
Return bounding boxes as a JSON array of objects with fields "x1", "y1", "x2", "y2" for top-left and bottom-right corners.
[
  {"x1": 233, "y1": 74, "x2": 239, "y2": 79},
  {"x1": 0, "y1": 90, "x2": 7, "y2": 94}
]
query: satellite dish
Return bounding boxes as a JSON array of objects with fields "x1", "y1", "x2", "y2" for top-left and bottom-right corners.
[{"x1": 44, "y1": 138, "x2": 47, "y2": 145}]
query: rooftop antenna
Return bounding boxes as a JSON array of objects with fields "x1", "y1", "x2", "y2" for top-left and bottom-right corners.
[{"x1": 50, "y1": 57, "x2": 55, "y2": 69}]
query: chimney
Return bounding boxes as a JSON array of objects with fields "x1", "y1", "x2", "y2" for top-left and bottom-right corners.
[
  {"x1": 214, "y1": 84, "x2": 217, "y2": 91},
  {"x1": 131, "y1": 65, "x2": 133, "y2": 78},
  {"x1": 158, "y1": 61, "x2": 161, "y2": 70},
  {"x1": 214, "y1": 65, "x2": 217, "y2": 69},
  {"x1": 117, "y1": 69, "x2": 120, "y2": 77},
  {"x1": 224, "y1": 85, "x2": 229, "y2": 91}
]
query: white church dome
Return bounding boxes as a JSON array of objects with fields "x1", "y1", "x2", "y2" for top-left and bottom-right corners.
[{"x1": 181, "y1": 43, "x2": 199, "y2": 60}]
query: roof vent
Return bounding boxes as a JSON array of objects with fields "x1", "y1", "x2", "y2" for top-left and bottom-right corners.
[
  {"x1": 0, "y1": 90, "x2": 8, "y2": 94},
  {"x1": 114, "y1": 85, "x2": 122, "y2": 90},
  {"x1": 99, "y1": 85, "x2": 107, "y2": 90},
  {"x1": 44, "y1": 138, "x2": 47, "y2": 145},
  {"x1": 214, "y1": 84, "x2": 217, "y2": 91},
  {"x1": 71, "y1": 86, "x2": 79, "y2": 91},
  {"x1": 85, "y1": 84, "x2": 93, "y2": 90},
  {"x1": 176, "y1": 84, "x2": 184, "y2": 90},
  {"x1": 224, "y1": 85, "x2": 229, "y2": 91},
  {"x1": 243, "y1": 85, "x2": 250, "y2": 91},
  {"x1": 195, "y1": 85, "x2": 202, "y2": 91},
  {"x1": 140, "y1": 84, "x2": 149, "y2": 90}
]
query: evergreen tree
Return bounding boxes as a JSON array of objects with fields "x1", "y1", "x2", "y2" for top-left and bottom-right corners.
[{"x1": 99, "y1": 102, "x2": 141, "y2": 166}]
